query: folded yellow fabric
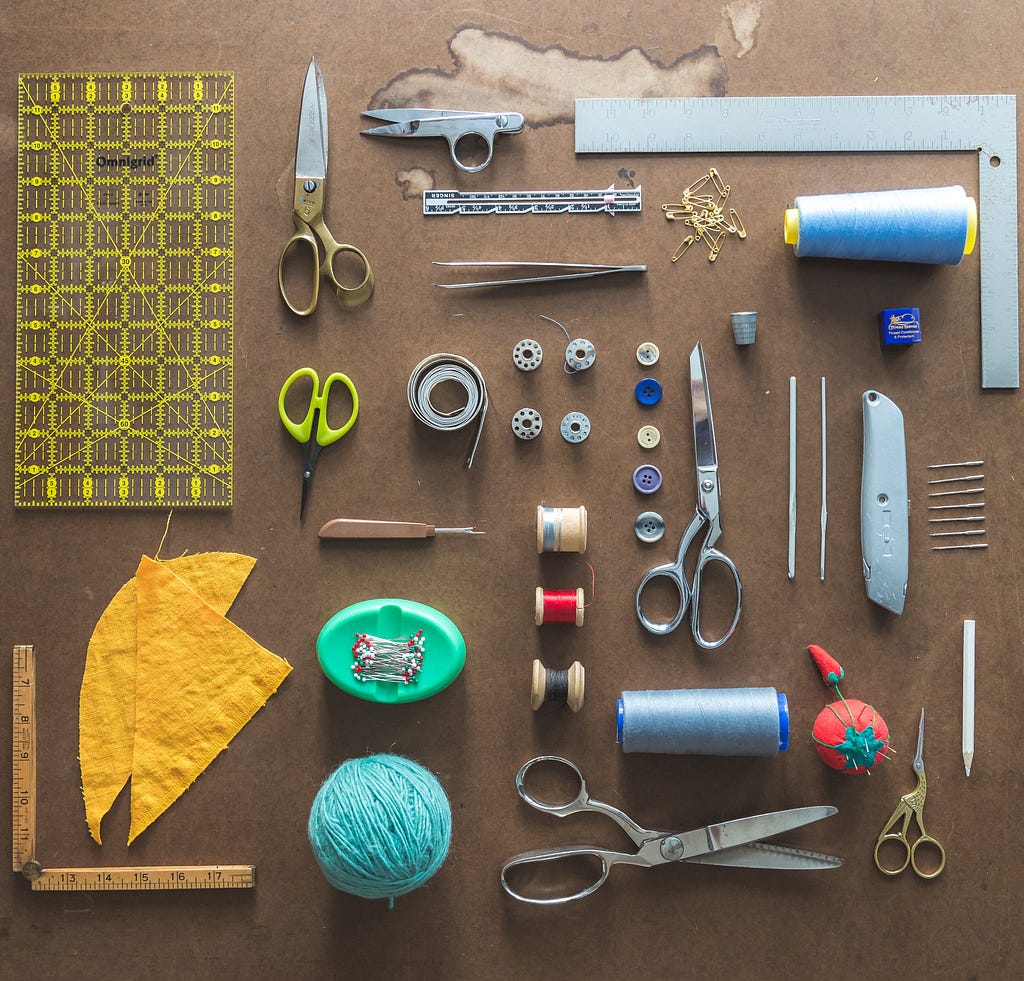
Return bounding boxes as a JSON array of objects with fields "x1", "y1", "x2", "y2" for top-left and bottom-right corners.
[{"x1": 78, "y1": 552, "x2": 291, "y2": 845}]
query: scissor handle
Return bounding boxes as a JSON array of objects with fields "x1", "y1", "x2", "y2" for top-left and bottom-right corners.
[
  {"x1": 278, "y1": 368, "x2": 358, "y2": 446},
  {"x1": 446, "y1": 129, "x2": 495, "y2": 173},
  {"x1": 690, "y1": 546, "x2": 743, "y2": 651},
  {"x1": 500, "y1": 845, "x2": 615, "y2": 905},
  {"x1": 515, "y1": 757, "x2": 650, "y2": 842},
  {"x1": 635, "y1": 562, "x2": 691, "y2": 636},
  {"x1": 874, "y1": 827, "x2": 913, "y2": 876},
  {"x1": 309, "y1": 215, "x2": 375, "y2": 309},
  {"x1": 278, "y1": 214, "x2": 322, "y2": 317}
]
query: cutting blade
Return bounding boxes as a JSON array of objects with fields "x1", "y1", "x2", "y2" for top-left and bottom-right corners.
[
  {"x1": 294, "y1": 57, "x2": 328, "y2": 181},
  {"x1": 686, "y1": 841, "x2": 843, "y2": 871},
  {"x1": 689, "y1": 342, "x2": 717, "y2": 470}
]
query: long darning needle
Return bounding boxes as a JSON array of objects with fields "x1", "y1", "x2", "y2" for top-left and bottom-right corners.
[
  {"x1": 927, "y1": 460, "x2": 984, "y2": 469},
  {"x1": 820, "y1": 377, "x2": 827, "y2": 582},
  {"x1": 928, "y1": 487, "x2": 985, "y2": 498},
  {"x1": 788, "y1": 376, "x2": 796, "y2": 580},
  {"x1": 927, "y1": 474, "x2": 985, "y2": 485}
]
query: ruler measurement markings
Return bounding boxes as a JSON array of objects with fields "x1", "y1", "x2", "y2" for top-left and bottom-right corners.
[
  {"x1": 576, "y1": 95, "x2": 1018, "y2": 389},
  {"x1": 12, "y1": 646, "x2": 254, "y2": 891}
]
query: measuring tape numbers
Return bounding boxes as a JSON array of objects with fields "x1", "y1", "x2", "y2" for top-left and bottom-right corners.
[
  {"x1": 575, "y1": 95, "x2": 1018, "y2": 389},
  {"x1": 15, "y1": 72, "x2": 236, "y2": 507}
]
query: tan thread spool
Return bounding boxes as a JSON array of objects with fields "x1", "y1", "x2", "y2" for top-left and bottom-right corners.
[
  {"x1": 536, "y1": 505, "x2": 588, "y2": 553},
  {"x1": 531, "y1": 659, "x2": 585, "y2": 712},
  {"x1": 534, "y1": 587, "x2": 585, "y2": 626}
]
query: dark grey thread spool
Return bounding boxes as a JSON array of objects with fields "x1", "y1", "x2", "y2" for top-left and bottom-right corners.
[
  {"x1": 617, "y1": 687, "x2": 789, "y2": 756},
  {"x1": 532, "y1": 659, "x2": 584, "y2": 713}
]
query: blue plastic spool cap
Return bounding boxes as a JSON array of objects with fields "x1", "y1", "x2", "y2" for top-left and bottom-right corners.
[
  {"x1": 616, "y1": 692, "x2": 791, "y2": 752},
  {"x1": 632, "y1": 464, "x2": 662, "y2": 494},
  {"x1": 635, "y1": 377, "x2": 662, "y2": 406}
]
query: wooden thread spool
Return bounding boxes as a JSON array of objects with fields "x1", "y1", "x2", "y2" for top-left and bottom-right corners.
[
  {"x1": 536, "y1": 505, "x2": 588, "y2": 554},
  {"x1": 534, "y1": 587, "x2": 585, "y2": 626},
  {"x1": 531, "y1": 659, "x2": 585, "y2": 712}
]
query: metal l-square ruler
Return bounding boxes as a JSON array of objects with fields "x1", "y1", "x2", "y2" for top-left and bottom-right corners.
[
  {"x1": 15, "y1": 72, "x2": 236, "y2": 507},
  {"x1": 12, "y1": 645, "x2": 254, "y2": 891},
  {"x1": 575, "y1": 95, "x2": 1018, "y2": 389}
]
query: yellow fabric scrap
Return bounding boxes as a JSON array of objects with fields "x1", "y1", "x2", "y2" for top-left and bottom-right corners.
[{"x1": 78, "y1": 553, "x2": 291, "y2": 845}]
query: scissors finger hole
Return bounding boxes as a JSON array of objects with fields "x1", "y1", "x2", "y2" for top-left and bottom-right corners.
[
  {"x1": 911, "y1": 838, "x2": 946, "y2": 878},
  {"x1": 874, "y1": 836, "x2": 911, "y2": 875},
  {"x1": 452, "y1": 132, "x2": 490, "y2": 171},
  {"x1": 692, "y1": 558, "x2": 742, "y2": 642},
  {"x1": 280, "y1": 371, "x2": 316, "y2": 428},
  {"x1": 502, "y1": 852, "x2": 605, "y2": 904},
  {"x1": 518, "y1": 757, "x2": 584, "y2": 810}
]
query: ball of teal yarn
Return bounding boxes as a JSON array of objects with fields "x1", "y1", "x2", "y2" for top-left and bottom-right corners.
[{"x1": 308, "y1": 754, "x2": 452, "y2": 903}]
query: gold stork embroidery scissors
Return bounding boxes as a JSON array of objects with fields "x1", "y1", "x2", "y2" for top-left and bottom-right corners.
[
  {"x1": 500, "y1": 756, "x2": 842, "y2": 904},
  {"x1": 874, "y1": 708, "x2": 947, "y2": 879},
  {"x1": 361, "y1": 108, "x2": 525, "y2": 173},
  {"x1": 635, "y1": 341, "x2": 742, "y2": 648},
  {"x1": 278, "y1": 368, "x2": 358, "y2": 518},
  {"x1": 279, "y1": 58, "x2": 374, "y2": 317}
]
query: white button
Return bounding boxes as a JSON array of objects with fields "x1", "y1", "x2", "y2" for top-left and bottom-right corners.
[
  {"x1": 636, "y1": 341, "x2": 660, "y2": 366},
  {"x1": 637, "y1": 425, "x2": 661, "y2": 449}
]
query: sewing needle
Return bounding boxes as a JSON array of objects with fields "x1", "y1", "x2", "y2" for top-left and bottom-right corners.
[{"x1": 788, "y1": 376, "x2": 796, "y2": 580}]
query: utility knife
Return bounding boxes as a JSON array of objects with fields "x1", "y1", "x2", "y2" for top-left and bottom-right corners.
[{"x1": 861, "y1": 390, "x2": 908, "y2": 614}]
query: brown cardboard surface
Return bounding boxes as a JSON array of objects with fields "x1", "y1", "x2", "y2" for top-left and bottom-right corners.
[{"x1": 1, "y1": 1, "x2": 1022, "y2": 978}]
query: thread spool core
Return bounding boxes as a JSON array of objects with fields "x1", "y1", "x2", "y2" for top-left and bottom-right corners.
[
  {"x1": 532, "y1": 659, "x2": 585, "y2": 712},
  {"x1": 536, "y1": 505, "x2": 588, "y2": 553}
]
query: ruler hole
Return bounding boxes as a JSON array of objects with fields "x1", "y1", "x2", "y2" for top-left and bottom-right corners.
[{"x1": 990, "y1": 155, "x2": 1002, "y2": 168}]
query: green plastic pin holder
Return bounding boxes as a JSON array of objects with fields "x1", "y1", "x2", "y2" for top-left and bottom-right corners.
[{"x1": 317, "y1": 598, "x2": 466, "y2": 703}]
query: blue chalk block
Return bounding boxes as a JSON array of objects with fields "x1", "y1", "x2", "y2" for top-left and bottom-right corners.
[{"x1": 879, "y1": 307, "x2": 922, "y2": 346}]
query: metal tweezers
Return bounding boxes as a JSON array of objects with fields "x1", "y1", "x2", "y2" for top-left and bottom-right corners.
[{"x1": 432, "y1": 261, "x2": 647, "y2": 289}]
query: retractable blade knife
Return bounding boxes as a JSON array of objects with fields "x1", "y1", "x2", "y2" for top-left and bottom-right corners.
[{"x1": 861, "y1": 390, "x2": 909, "y2": 614}]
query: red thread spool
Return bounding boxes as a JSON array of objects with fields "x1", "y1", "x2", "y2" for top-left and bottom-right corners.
[{"x1": 535, "y1": 587, "x2": 585, "y2": 626}]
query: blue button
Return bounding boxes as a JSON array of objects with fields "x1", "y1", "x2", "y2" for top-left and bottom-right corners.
[
  {"x1": 635, "y1": 377, "x2": 662, "y2": 406},
  {"x1": 633, "y1": 465, "x2": 662, "y2": 494}
]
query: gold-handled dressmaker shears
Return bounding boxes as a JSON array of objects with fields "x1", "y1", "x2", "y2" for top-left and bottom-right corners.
[
  {"x1": 874, "y1": 708, "x2": 946, "y2": 879},
  {"x1": 635, "y1": 341, "x2": 742, "y2": 648},
  {"x1": 500, "y1": 757, "x2": 842, "y2": 904},
  {"x1": 279, "y1": 58, "x2": 374, "y2": 316}
]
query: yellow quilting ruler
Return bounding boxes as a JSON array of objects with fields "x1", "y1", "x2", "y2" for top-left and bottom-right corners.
[
  {"x1": 12, "y1": 645, "x2": 255, "y2": 891},
  {"x1": 15, "y1": 72, "x2": 235, "y2": 507}
]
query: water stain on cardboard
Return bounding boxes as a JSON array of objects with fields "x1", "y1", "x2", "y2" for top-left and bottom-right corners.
[{"x1": 370, "y1": 27, "x2": 728, "y2": 196}]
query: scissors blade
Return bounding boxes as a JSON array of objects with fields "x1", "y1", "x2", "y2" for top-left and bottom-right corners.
[
  {"x1": 686, "y1": 841, "x2": 843, "y2": 871},
  {"x1": 913, "y1": 707, "x2": 926, "y2": 773},
  {"x1": 690, "y1": 341, "x2": 718, "y2": 471},
  {"x1": 674, "y1": 805, "x2": 838, "y2": 863},
  {"x1": 294, "y1": 57, "x2": 328, "y2": 181}
]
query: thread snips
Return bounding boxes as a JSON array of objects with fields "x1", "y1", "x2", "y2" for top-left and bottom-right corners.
[{"x1": 361, "y1": 108, "x2": 525, "y2": 173}]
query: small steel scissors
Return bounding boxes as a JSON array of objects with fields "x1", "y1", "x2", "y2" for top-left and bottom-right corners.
[
  {"x1": 874, "y1": 708, "x2": 946, "y2": 879},
  {"x1": 279, "y1": 58, "x2": 374, "y2": 317},
  {"x1": 361, "y1": 108, "x2": 525, "y2": 173},
  {"x1": 500, "y1": 756, "x2": 841, "y2": 904},
  {"x1": 278, "y1": 367, "x2": 358, "y2": 518},
  {"x1": 635, "y1": 341, "x2": 742, "y2": 648}
]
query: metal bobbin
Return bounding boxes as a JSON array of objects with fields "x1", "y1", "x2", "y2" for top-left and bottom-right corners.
[
  {"x1": 513, "y1": 338, "x2": 543, "y2": 371},
  {"x1": 511, "y1": 407, "x2": 543, "y2": 440},
  {"x1": 564, "y1": 338, "x2": 596, "y2": 373},
  {"x1": 531, "y1": 659, "x2": 585, "y2": 712},
  {"x1": 560, "y1": 412, "x2": 590, "y2": 443}
]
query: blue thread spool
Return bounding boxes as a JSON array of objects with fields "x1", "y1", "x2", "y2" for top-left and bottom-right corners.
[
  {"x1": 784, "y1": 185, "x2": 977, "y2": 265},
  {"x1": 616, "y1": 687, "x2": 789, "y2": 756},
  {"x1": 308, "y1": 755, "x2": 452, "y2": 906}
]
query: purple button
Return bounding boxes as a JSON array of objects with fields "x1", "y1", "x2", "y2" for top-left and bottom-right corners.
[{"x1": 633, "y1": 464, "x2": 662, "y2": 494}]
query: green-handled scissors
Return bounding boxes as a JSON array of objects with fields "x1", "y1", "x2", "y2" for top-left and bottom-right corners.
[
  {"x1": 278, "y1": 57, "x2": 374, "y2": 316},
  {"x1": 874, "y1": 707, "x2": 946, "y2": 879},
  {"x1": 278, "y1": 367, "x2": 358, "y2": 517}
]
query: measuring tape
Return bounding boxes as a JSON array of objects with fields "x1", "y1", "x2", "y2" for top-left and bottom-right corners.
[
  {"x1": 575, "y1": 95, "x2": 1019, "y2": 389},
  {"x1": 15, "y1": 72, "x2": 236, "y2": 507},
  {"x1": 12, "y1": 645, "x2": 254, "y2": 891},
  {"x1": 423, "y1": 185, "x2": 642, "y2": 215}
]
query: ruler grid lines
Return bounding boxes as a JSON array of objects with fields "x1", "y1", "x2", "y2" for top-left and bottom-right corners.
[{"x1": 16, "y1": 72, "x2": 235, "y2": 507}]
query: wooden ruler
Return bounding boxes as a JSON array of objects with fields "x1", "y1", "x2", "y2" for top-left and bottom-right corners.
[{"x1": 11, "y1": 645, "x2": 254, "y2": 891}]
